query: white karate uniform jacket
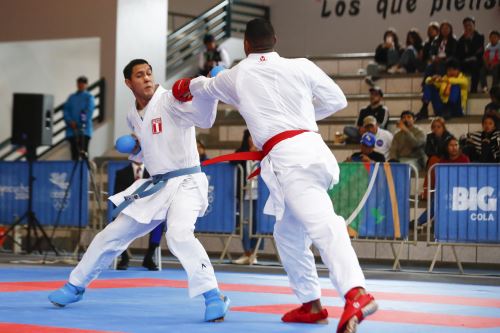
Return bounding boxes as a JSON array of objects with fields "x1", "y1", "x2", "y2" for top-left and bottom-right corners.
[
  {"x1": 109, "y1": 85, "x2": 217, "y2": 223},
  {"x1": 190, "y1": 52, "x2": 347, "y2": 220}
]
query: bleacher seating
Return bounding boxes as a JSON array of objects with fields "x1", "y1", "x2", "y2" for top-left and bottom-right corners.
[{"x1": 201, "y1": 53, "x2": 490, "y2": 165}]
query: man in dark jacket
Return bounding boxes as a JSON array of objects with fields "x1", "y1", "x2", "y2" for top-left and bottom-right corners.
[
  {"x1": 344, "y1": 86, "x2": 389, "y2": 143},
  {"x1": 114, "y1": 162, "x2": 165, "y2": 270},
  {"x1": 456, "y1": 17, "x2": 484, "y2": 93}
]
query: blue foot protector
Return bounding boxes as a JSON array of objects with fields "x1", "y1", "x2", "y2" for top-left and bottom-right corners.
[
  {"x1": 48, "y1": 282, "x2": 85, "y2": 307},
  {"x1": 203, "y1": 288, "x2": 230, "y2": 322}
]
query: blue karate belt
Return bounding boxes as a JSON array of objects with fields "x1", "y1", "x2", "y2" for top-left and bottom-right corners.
[{"x1": 111, "y1": 165, "x2": 201, "y2": 219}]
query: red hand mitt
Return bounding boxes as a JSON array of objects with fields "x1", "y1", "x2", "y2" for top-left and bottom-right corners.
[{"x1": 172, "y1": 78, "x2": 193, "y2": 102}]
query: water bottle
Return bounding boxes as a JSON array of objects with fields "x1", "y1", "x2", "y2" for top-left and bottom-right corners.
[{"x1": 80, "y1": 109, "x2": 87, "y2": 131}]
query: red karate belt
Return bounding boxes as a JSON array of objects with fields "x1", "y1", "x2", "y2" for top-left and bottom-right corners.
[{"x1": 201, "y1": 130, "x2": 310, "y2": 179}]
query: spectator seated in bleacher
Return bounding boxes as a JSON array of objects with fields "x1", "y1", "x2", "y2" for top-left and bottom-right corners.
[
  {"x1": 426, "y1": 21, "x2": 457, "y2": 77},
  {"x1": 362, "y1": 115, "x2": 393, "y2": 160},
  {"x1": 389, "y1": 110, "x2": 427, "y2": 170},
  {"x1": 417, "y1": 58, "x2": 468, "y2": 120},
  {"x1": 374, "y1": 29, "x2": 402, "y2": 74},
  {"x1": 416, "y1": 136, "x2": 470, "y2": 227},
  {"x1": 422, "y1": 117, "x2": 453, "y2": 200},
  {"x1": 484, "y1": 85, "x2": 500, "y2": 127},
  {"x1": 343, "y1": 86, "x2": 389, "y2": 143},
  {"x1": 345, "y1": 132, "x2": 385, "y2": 163},
  {"x1": 456, "y1": 17, "x2": 485, "y2": 93},
  {"x1": 461, "y1": 113, "x2": 500, "y2": 163},
  {"x1": 389, "y1": 28, "x2": 424, "y2": 74},
  {"x1": 198, "y1": 34, "x2": 231, "y2": 77},
  {"x1": 480, "y1": 30, "x2": 500, "y2": 92},
  {"x1": 422, "y1": 22, "x2": 440, "y2": 68}
]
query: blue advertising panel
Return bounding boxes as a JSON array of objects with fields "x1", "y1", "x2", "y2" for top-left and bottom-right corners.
[
  {"x1": 106, "y1": 161, "x2": 133, "y2": 222},
  {"x1": 196, "y1": 164, "x2": 237, "y2": 233},
  {"x1": 32, "y1": 161, "x2": 88, "y2": 227},
  {"x1": 0, "y1": 161, "x2": 88, "y2": 227},
  {"x1": 0, "y1": 162, "x2": 29, "y2": 223},
  {"x1": 254, "y1": 163, "x2": 411, "y2": 239},
  {"x1": 255, "y1": 177, "x2": 276, "y2": 235},
  {"x1": 435, "y1": 164, "x2": 500, "y2": 243},
  {"x1": 355, "y1": 163, "x2": 410, "y2": 239}
]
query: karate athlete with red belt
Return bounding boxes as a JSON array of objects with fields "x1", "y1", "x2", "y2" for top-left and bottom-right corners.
[
  {"x1": 172, "y1": 19, "x2": 378, "y2": 333},
  {"x1": 48, "y1": 59, "x2": 230, "y2": 323}
]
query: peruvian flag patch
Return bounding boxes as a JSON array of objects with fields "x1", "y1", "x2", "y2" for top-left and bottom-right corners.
[{"x1": 151, "y1": 118, "x2": 163, "y2": 134}]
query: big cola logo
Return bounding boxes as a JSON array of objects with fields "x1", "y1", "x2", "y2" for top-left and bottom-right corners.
[{"x1": 452, "y1": 187, "x2": 497, "y2": 222}]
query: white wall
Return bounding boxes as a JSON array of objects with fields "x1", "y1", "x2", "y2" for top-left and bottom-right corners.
[
  {"x1": 114, "y1": 0, "x2": 168, "y2": 138},
  {"x1": 271, "y1": 0, "x2": 500, "y2": 57},
  {"x1": 0, "y1": 38, "x2": 100, "y2": 143}
]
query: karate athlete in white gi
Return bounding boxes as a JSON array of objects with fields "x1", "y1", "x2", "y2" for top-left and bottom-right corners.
[
  {"x1": 172, "y1": 20, "x2": 377, "y2": 333},
  {"x1": 48, "y1": 59, "x2": 230, "y2": 322}
]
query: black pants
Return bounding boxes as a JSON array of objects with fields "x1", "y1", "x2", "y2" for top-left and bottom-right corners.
[
  {"x1": 462, "y1": 60, "x2": 481, "y2": 93},
  {"x1": 68, "y1": 135, "x2": 90, "y2": 161}
]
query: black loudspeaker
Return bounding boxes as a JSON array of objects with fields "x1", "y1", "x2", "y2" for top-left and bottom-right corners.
[{"x1": 11, "y1": 93, "x2": 54, "y2": 147}]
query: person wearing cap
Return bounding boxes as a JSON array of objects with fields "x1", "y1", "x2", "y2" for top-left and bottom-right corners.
[
  {"x1": 456, "y1": 16, "x2": 484, "y2": 93},
  {"x1": 63, "y1": 76, "x2": 95, "y2": 160},
  {"x1": 389, "y1": 110, "x2": 427, "y2": 170},
  {"x1": 198, "y1": 34, "x2": 231, "y2": 76},
  {"x1": 346, "y1": 132, "x2": 385, "y2": 163},
  {"x1": 362, "y1": 115, "x2": 393, "y2": 160},
  {"x1": 343, "y1": 86, "x2": 389, "y2": 143}
]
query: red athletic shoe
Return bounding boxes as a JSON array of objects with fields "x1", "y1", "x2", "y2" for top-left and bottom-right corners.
[
  {"x1": 281, "y1": 302, "x2": 329, "y2": 324},
  {"x1": 336, "y1": 288, "x2": 378, "y2": 333}
]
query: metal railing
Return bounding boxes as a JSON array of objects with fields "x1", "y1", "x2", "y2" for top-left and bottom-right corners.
[
  {"x1": 0, "y1": 78, "x2": 106, "y2": 161},
  {"x1": 166, "y1": 0, "x2": 269, "y2": 78},
  {"x1": 425, "y1": 163, "x2": 500, "y2": 274}
]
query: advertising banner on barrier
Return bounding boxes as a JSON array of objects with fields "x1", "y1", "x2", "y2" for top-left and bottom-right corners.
[
  {"x1": 196, "y1": 164, "x2": 237, "y2": 233},
  {"x1": 256, "y1": 177, "x2": 275, "y2": 235},
  {"x1": 0, "y1": 161, "x2": 88, "y2": 227},
  {"x1": 329, "y1": 162, "x2": 410, "y2": 239},
  {"x1": 255, "y1": 163, "x2": 411, "y2": 239},
  {"x1": 435, "y1": 164, "x2": 499, "y2": 243},
  {"x1": 0, "y1": 162, "x2": 29, "y2": 223},
  {"x1": 0, "y1": 161, "x2": 88, "y2": 226},
  {"x1": 106, "y1": 161, "x2": 133, "y2": 222},
  {"x1": 106, "y1": 163, "x2": 237, "y2": 233},
  {"x1": 32, "y1": 161, "x2": 89, "y2": 227}
]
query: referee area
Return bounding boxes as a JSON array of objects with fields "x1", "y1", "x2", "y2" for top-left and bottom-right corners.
[{"x1": 1, "y1": 1, "x2": 500, "y2": 333}]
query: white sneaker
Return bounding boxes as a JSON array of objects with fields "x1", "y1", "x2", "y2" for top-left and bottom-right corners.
[
  {"x1": 232, "y1": 255, "x2": 258, "y2": 265},
  {"x1": 387, "y1": 66, "x2": 398, "y2": 74}
]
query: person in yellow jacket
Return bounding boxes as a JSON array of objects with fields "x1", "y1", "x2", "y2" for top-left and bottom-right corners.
[{"x1": 417, "y1": 58, "x2": 468, "y2": 120}]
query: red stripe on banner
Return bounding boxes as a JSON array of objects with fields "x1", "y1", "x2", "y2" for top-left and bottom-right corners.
[
  {"x1": 231, "y1": 304, "x2": 500, "y2": 329},
  {"x1": 0, "y1": 323, "x2": 123, "y2": 333},
  {"x1": 2, "y1": 278, "x2": 500, "y2": 308}
]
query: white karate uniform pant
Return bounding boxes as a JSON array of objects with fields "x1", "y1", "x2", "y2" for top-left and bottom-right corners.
[
  {"x1": 69, "y1": 178, "x2": 218, "y2": 298},
  {"x1": 272, "y1": 163, "x2": 366, "y2": 303}
]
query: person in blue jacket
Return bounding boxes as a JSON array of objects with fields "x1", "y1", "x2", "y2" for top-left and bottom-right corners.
[{"x1": 63, "y1": 76, "x2": 95, "y2": 160}]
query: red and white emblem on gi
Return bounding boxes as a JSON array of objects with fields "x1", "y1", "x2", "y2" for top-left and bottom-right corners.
[
  {"x1": 259, "y1": 55, "x2": 266, "y2": 62},
  {"x1": 151, "y1": 117, "x2": 163, "y2": 134}
]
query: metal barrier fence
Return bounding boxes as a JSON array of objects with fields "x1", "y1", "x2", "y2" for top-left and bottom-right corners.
[
  {"x1": 14, "y1": 160, "x2": 500, "y2": 274},
  {"x1": 101, "y1": 161, "x2": 244, "y2": 264},
  {"x1": 426, "y1": 163, "x2": 500, "y2": 273},
  {"x1": 250, "y1": 162, "x2": 419, "y2": 270}
]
